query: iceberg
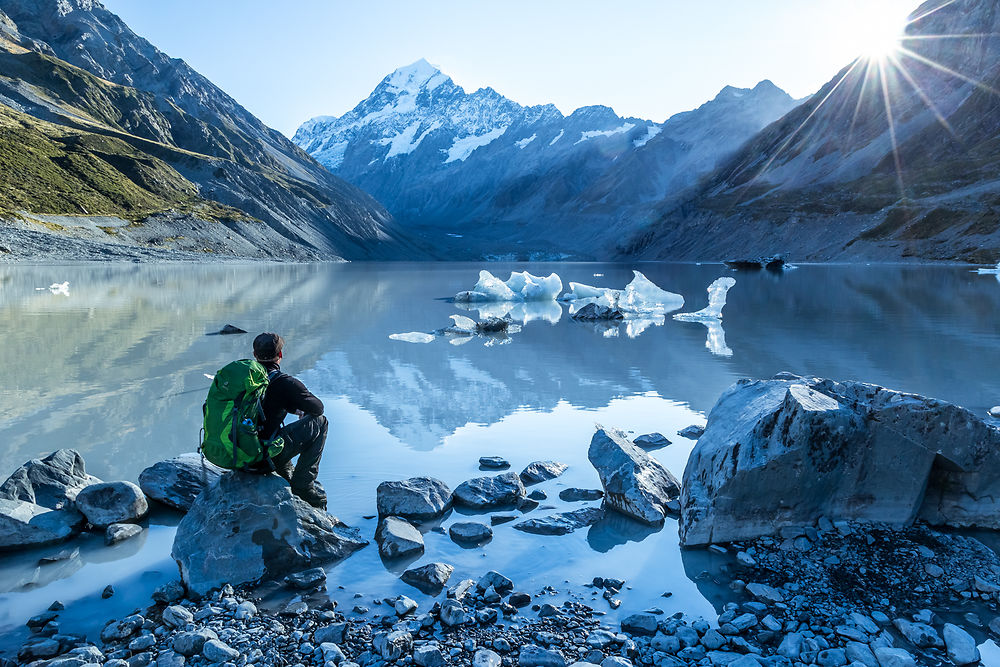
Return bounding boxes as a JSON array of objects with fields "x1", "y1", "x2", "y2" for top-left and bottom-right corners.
[
  {"x1": 389, "y1": 332, "x2": 436, "y2": 344},
  {"x1": 454, "y1": 270, "x2": 562, "y2": 303},
  {"x1": 560, "y1": 281, "x2": 616, "y2": 301},
  {"x1": 673, "y1": 277, "x2": 736, "y2": 321},
  {"x1": 36, "y1": 281, "x2": 70, "y2": 296},
  {"x1": 449, "y1": 314, "x2": 477, "y2": 332},
  {"x1": 620, "y1": 271, "x2": 684, "y2": 314},
  {"x1": 976, "y1": 262, "x2": 1000, "y2": 275}
]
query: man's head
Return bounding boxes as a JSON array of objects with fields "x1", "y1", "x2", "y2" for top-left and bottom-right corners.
[{"x1": 253, "y1": 332, "x2": 284, "y2": 363}]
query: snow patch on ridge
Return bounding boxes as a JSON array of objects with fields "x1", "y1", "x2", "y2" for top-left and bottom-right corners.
[
  {"x1": 444, "y1": 126, "x2": 509, "y2": 163},
  {"x1": 379, "y1": 120, "x2": 441, "y2": 159},
  {"x1": 515, "y1": 134, "x2": 537, "y2": 149},
  {"x1": 633, "y1": 125, "x2": 661, "y2": 148},
  {"x1": 549, "y1": 129, "x2": 564, "y2": 146},
  {"x1": 575, "y1": 123, "x2": 635, "y2": 145}
]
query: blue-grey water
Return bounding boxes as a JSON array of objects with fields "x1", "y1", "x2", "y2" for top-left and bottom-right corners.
[{"x1": 2, "y1": 261, "x2": 1000, "y2": 656}]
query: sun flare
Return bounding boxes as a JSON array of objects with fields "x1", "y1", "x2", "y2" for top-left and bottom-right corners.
[{"x1": 849, "y1": 5, "x2": 910, "y2": 61}]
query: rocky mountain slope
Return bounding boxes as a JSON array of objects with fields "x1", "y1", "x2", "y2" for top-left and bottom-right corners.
[
  {"x1": 0, "y1": 0, "x2": 415, "y2": 261},
  {"x1": 627, "y1": 0, "x2": 1000, "y2": 264},
  {"x1": 294, "y1": 60, "x2": 797, "y2": 260}
]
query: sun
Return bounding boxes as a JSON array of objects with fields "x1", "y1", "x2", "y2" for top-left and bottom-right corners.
[{"x1": 849, "y1": 4, "x2": 910, "y2": 61}]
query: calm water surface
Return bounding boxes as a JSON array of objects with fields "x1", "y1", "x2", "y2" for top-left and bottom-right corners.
[{"x1": 1, "y1": 261, "x2": 999, "y2": 654}]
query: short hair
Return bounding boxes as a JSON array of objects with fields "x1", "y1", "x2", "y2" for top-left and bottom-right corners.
[{"x1": 253, "y1": 332, "x2": 284, "y2": 362}]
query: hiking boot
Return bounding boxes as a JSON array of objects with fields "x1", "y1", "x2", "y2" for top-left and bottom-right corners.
[{"x1": 292, "y1": 484, "x2": 327, "y2": 510}]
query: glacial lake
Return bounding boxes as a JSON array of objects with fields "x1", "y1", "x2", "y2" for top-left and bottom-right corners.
[{"x1": 2, "y1": 261, "x2": 1000, "y2": 654}]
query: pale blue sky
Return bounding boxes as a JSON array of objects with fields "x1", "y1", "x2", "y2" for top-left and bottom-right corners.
[{"x1": 102, "y1": 0, "x2": 921, "y2": 137}]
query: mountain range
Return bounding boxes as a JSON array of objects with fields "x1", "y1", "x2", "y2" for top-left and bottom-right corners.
[
  {"x1": 627, "y1": 0, "x2": 1000, "y2": 263},
  {"x1": 0, "y1": 0, "x2": 414, "y2": 261},
  {"x1": 294, "y1": 60, "x2": 799, "y2": 260}
]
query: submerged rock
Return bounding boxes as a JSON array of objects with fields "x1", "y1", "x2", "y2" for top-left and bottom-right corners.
[
  {"x1": 138, "y1": 454, "x2": 224, "y2": 512},
  {"x1": 680, "y1": 373, "x2": 1000, "y2": 545},
  {"x1": 633, "y1": 433, "x2": 670, "y2": 448},
  {"x1": 0, "y1": 449, "x2": 101, "y2": 510},
  {"x1": 75, "y1": 482, "x2": 148, "y2": 528},
  {"x1": 559, "y1": 488, "x2": 604, "y2": 502},
  {"x1": 400, "y1": 562, "x2": 454, "y2": 595},
  {"x1": 0, "y1": 499, "x2": 83, "y2": 550},
  {"x1": 171, "y1": 472, "x2": 367, "y2": 595},
  {"x1": 479, "y1": 456, "x2": 510, "y2": 469},
  {"x1": 520, "y1": 461, "x2": 568, "y2": 485},
  {"x1": 376, "y1": 516, "x2": 425, "y2": 559},
  {"x1": 677, "y1": 425, "x2": 704, "y2": 440},
  {"x1": 453, "y1": 472, "x2": 525, "y2": 509},
  {"x1": 588, "y1": 426, "x2": 681, "y2": 524},
  {"x1": 376, "y1": 477, "x2": 452, "y2": 521},
  {"x1": 105, "y1": 523, "x2": 142, "y2": 546},
  {"x1": 513, "y1": 508, "x2": 605, "y2": 535}
]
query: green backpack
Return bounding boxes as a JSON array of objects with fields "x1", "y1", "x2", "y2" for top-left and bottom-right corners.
[{"x1": 200, "y1": 359, "x2": 285, "y2": 470}]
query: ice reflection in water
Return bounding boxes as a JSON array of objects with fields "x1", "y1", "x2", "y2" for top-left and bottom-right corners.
[{"x1": 2, "y1": 262, "x2": 1000, "y2": 652}]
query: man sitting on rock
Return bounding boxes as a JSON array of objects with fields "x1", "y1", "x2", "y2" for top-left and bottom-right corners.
[{"x1": 253, "y1": 332, "x2": 328, "y2": 510}]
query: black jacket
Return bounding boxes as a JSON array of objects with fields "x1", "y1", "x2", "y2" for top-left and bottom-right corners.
[{"x1": 259, "y1": 361, "x2": 324, "y2": 439}]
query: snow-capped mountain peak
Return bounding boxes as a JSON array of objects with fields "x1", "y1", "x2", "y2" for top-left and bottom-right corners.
[{"x1": 379, "y1": 58, "x2": 450, "y2": 95}]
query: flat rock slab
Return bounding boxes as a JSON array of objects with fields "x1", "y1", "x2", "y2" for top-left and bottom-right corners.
[
  {"x1": 520, "y1": 461, "x2": 568, "y2": 485},
  {"x1": 0, "y1": 449, "x2": 101, "y2": 510},
  {"x1": 376, "y1": 516, "x2": 425, "y2": 559},
  {"x1": 0, "y1": 499, "x2": 83, "y2": 550},
  {"x1": 479, "y1": 457, "x2": 510, "y2": 469},
  {"x1": 376, "y1": 477, "x2": 452, "y2": 521},
  {"x1": 453, "y1": 472, "x2": 525, "y2": 509},
  {"x1": 138, "y1": 454, "x2": 224, "y2": 512},
  {"x1": 171, "y1": 472, "x2": 367, "y2": 596},
  {"x1": 558, "y1": 488, "x2": 604, "y2": 502},
  {"x1": 513, "y1": 507, "x2": 605, "y2": 536},
  {"x1": 449, "y1": 521, "x2": 493, "y2": 544},
  {"x1": 680, "y1": 373, "x2": 1000, "y2": 545},
  {"x1": 75, "y1": 481, "x2": 148, "y2": 528},
  {"x1": 588, "y1": 425, "x2": 681, "y2": 524}
]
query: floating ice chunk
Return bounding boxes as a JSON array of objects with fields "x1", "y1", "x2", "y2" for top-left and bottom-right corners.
[
  {"x1": 36, "y1": 281, "x2": 70, "y2": 296},
  {"x1": 449, "y1": 314, "x2": 477, "y2": 332},
  {"x1": 561, "y1": 281, "x2": 618, "y2": 301},
  {"x1": 449, "y1": 336, "x2": 473, "y2": 346},
  {"x1": 620, "y1": 271, "x2": 684, "y2": 313},
  {"x1": 976, "y1": 262, "x2": 1000, "y2": 275},
  {"x1": 473, "y1": 271, "x2": 517, "y2": 301},
  {"x1": 455, "y1": 270, "x2": 562, "y2": 303},
  {"x1": 389, "y1": 332, "x2": 436, "y2": 344},
  {"x1": 673, "y1": 277, "x2": 737, "y2": 321}
]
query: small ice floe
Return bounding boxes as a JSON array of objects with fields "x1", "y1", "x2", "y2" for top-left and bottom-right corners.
[
  {"x1": 976, "y1": 262, "x2": 1000, "y2": 276},
  {"x1": 673, "y1": 277, "x2": 736, "y2": 321},
  {"x1": 672, "y1": 277, "x2": 737, "y2": 357},
  {"x1": 36, "y1": 281, "x2": 70, "y2": 296},
  {"x1": 454, "y1": 270, "x2": 562, "y2": 303},
  {"x1": 389, "y1": 332, "x2": 436, "y2": 344}
]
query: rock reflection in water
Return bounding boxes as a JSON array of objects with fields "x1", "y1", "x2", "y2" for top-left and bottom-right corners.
[{"x1": 586, "y1": 511, "x2": 662, "y2": 553}]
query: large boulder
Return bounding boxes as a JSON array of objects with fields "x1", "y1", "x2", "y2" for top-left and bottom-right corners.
[
  {"x1": 588, "y1": 426, "x2": 681, "y2": 524},
  {"x1": 171, "y1": 472, "x2": 367, "y2": 596},
  {"x1": 0, "y1": 450, "x2": 101, "y2": 509},
  {"x1": 75, "y1": 482, "x2": 148, "y2": 528},
  {"x1": 680, "y1": 373, "x2": 1000, "y2": 546},
  {"x1": 0, "y1": 499, "x2": 84, "y2": 550},
  {"x1": 376, "y1": 477, "x2": 452, "y2": 521},
  {"x1": 138, "y1": 454, "x2": 224, "y2": 512},
  {"x1": 453, "y1": 472, "x2": 525, "y2": 509}
]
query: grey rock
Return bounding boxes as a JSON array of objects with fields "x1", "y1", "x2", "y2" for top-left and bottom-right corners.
[
  {"x1": 155, "y1": 650, "x2": 185, "y2": 667},
  {"x1": 620, "y1": 613, "x2": 658, "y2": 636},
  {"x1": 873, "y1": 647, "x2": 916, "y2": 667},
  {"x1": 201, "y1": 639, "x2": 239, "y2": 663},
  {"x1": 479, "y1": 457, "x2": 510, "y2": 469},
  {"x1": 319, "y1": 643, "x2": 345, "y2": 665},
  {"x1": 0, "y1": 499, "x2": 83, "y2": 550},
  {"x1": 845, "y1": 642, "x2": 878, "y2": 667},
  {"x1": 401, "y1": 562, "x2": 454, "y2": 594},
  {"x1": 474, "y1": 649, "x2": 501, "y2": 667},
  {"x1": 314, "y1": 623, "x2": 347, "y2": 645},
  {"x1": 152, "y1": 581, "x2": 185, "y2": 605},
  {"x1": 942, "y1": 623, "x2": 980, "y2": 665},
  {"x1": 572, "y1": 303, "x2": 624, "y2": 321},
  {"x1": 478, "y1": 570, "x2": 514, "y2": 594},
  {"x1": 818, "y1": 649, "x2": 847, "y2": 667},
  {"x1": 376, "y1": 477, "x2": 452, "y2": 521},
  {"x1": 161, "y1": 605, "x2": 193, "y2": 628},
  {"x1": 513, "y1": 507, "x2": 605, "y2": 535},
  {"x1": 453, "y1": 472, "x2": 525, "y2": 509},
  {"x1": 0, "y1": 450, "x2": 101, "y2": 509},
  {"x1": 849, "y1": 612, "x2": 880, "y2": 635},
  {"x1": 558, "y1": 488, "x2": 604, "y2": 502},
  {"x1": 440, "y1": 599, "x2": 469, "y2": 626},
  {"x1": 285, "y1": 567, "x2": 327, "y2": 589},
  {"x1": 373, "y1": 630, "x2": 412, "y2": 660},
  {"x1": 677, "y1": 425, "x2": 705, "y2": 440},
  {"x1": 892, "y1": 619, "x2": 943, "y2": 649},
  {"x1": 234, "y1": 601, "x2": 256, "y2": 619},
  {"x1": 520, "y1": 461, "x2": 568, "y2": 485},
  {"x1": 394, "y1": 595, "x2": 418, "y2": 616},
  {"x1": 585, "y1": 630, "x2": 617, "y2": 648},
  {"x1": 777, "y1": 633, "x2": 803, "y2": 659},
  {"x1": 680, "y1": 373, "x2": 1000, "y2": 545},
  {"x1": 520, "y1": 645, "x2": 566, "y2": 667},
  {"x1": 138, "y1": 454, "x2": 224, "y2": 512},
  {"x1": 171, "y1": 472, "x2": 367, "y2": 595},
  {"x1": 633, "y1": 433, "x2": 671, "y2": 448},
  {"x1": 129, "y1": 636, "x2": 156, "y2": 652},
  {"x1": 449, "y1": 521, "x2": 493, "y2": 544},
  {"x1": 18, "y1": 638, "x2": 63, "y2": 662},
  {"x1": 101, "y1": 615, "x2": 143, "y2": 642},
  {"x1": 588, "y1": 425, "x2": 681, "y2": 524},
  {"x1": 105, "y1": 523, "x2": 143, "y2": 546},
  {"x1": 528, "y1": 489, "x2": 547, "y2": 501},
  {"x1": 835, "y1": 626, "x2": 868, "y2": 642},
  {"x1": 376, "y1": 516, "x2": 424, "y2": 559},
  {"x1": 415, "y1": 645, "x2": 446, "y2": 667},
  {"x1": 599, "y1": 658, "x2": 631, "y2": 667},
  {"x1": 75, "y1": 482, "x2": 148, "y2": 528},
  {"x1": 491, "y1": 513, "x2": 518, "y2": 525}
]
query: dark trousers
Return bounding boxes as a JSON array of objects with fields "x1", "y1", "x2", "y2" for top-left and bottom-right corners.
[{"x1": 271, "y1": 414, "x2": 327, "y2": 490}]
